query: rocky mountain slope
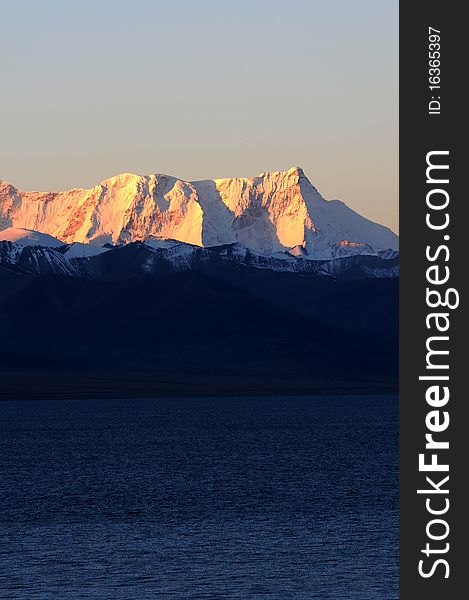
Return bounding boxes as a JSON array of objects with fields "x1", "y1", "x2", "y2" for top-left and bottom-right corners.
[{"x1": 0, "y1": 232, "x2": 398, "y2": 281}]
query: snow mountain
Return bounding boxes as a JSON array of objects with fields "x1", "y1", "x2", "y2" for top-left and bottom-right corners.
[{"x1": 0, "y1": 168, "x2": 398, "y2": 259}]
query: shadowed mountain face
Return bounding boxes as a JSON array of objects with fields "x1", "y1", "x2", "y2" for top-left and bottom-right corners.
[{"x1": 0, "y1": 260, "x2": 398, "y2": 398}]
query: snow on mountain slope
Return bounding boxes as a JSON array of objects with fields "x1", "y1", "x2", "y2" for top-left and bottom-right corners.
[
  {"x1": 0, "y1": 227, "x2": 63, "y2": 247},
  {"x1": 62, "y1": 242, "x2": 110, "y2": 259},
  {"x1": 0, "y1": 240, "x2": 76, "y2": 276},
  {"x1": 0, "y1": 168, "x2": 398, "y2": 259}
]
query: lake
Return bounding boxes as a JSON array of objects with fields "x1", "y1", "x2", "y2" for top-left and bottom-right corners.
[{"x1": 0, "y1": 395, "x2": 398, "y2": 599}]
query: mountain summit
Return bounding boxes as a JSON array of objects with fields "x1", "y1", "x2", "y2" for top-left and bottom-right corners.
[{"x1": 0, "y1": 168, "x2": 398, "y2": 259}]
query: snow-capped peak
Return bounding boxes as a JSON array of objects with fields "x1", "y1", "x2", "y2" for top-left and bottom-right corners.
[{"x1": 0, "y1": 168, "x2": 398, "y2": 259}]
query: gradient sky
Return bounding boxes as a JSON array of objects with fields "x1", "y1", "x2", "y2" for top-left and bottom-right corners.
[{"x1": 1, "y1": 0, "x2": 398, "y2": 232}]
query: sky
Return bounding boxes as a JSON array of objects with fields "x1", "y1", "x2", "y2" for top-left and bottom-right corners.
[{"x1": 1, "y1": 0, "x2": 398, "y2": 232}]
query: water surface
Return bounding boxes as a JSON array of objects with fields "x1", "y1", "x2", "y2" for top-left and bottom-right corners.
[{"x1": 0, "y1": 395, "x2": 398, "y2": 599}]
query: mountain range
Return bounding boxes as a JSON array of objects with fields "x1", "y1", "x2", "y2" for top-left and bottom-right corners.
[
  {"x1": 0, "y1": 227, "x2": 398, "y2": 281},
  {"x1": 0, "y1": 168, "x2": 398, "y2": 399},
  {"x1": 0, "y1": 167, "x2": 397, "y2": 259}
]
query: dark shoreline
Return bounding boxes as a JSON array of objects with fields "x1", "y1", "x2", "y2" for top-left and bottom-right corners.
[{"x1": 0, "y1": 369, "x2": 397, "y2": 401}]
